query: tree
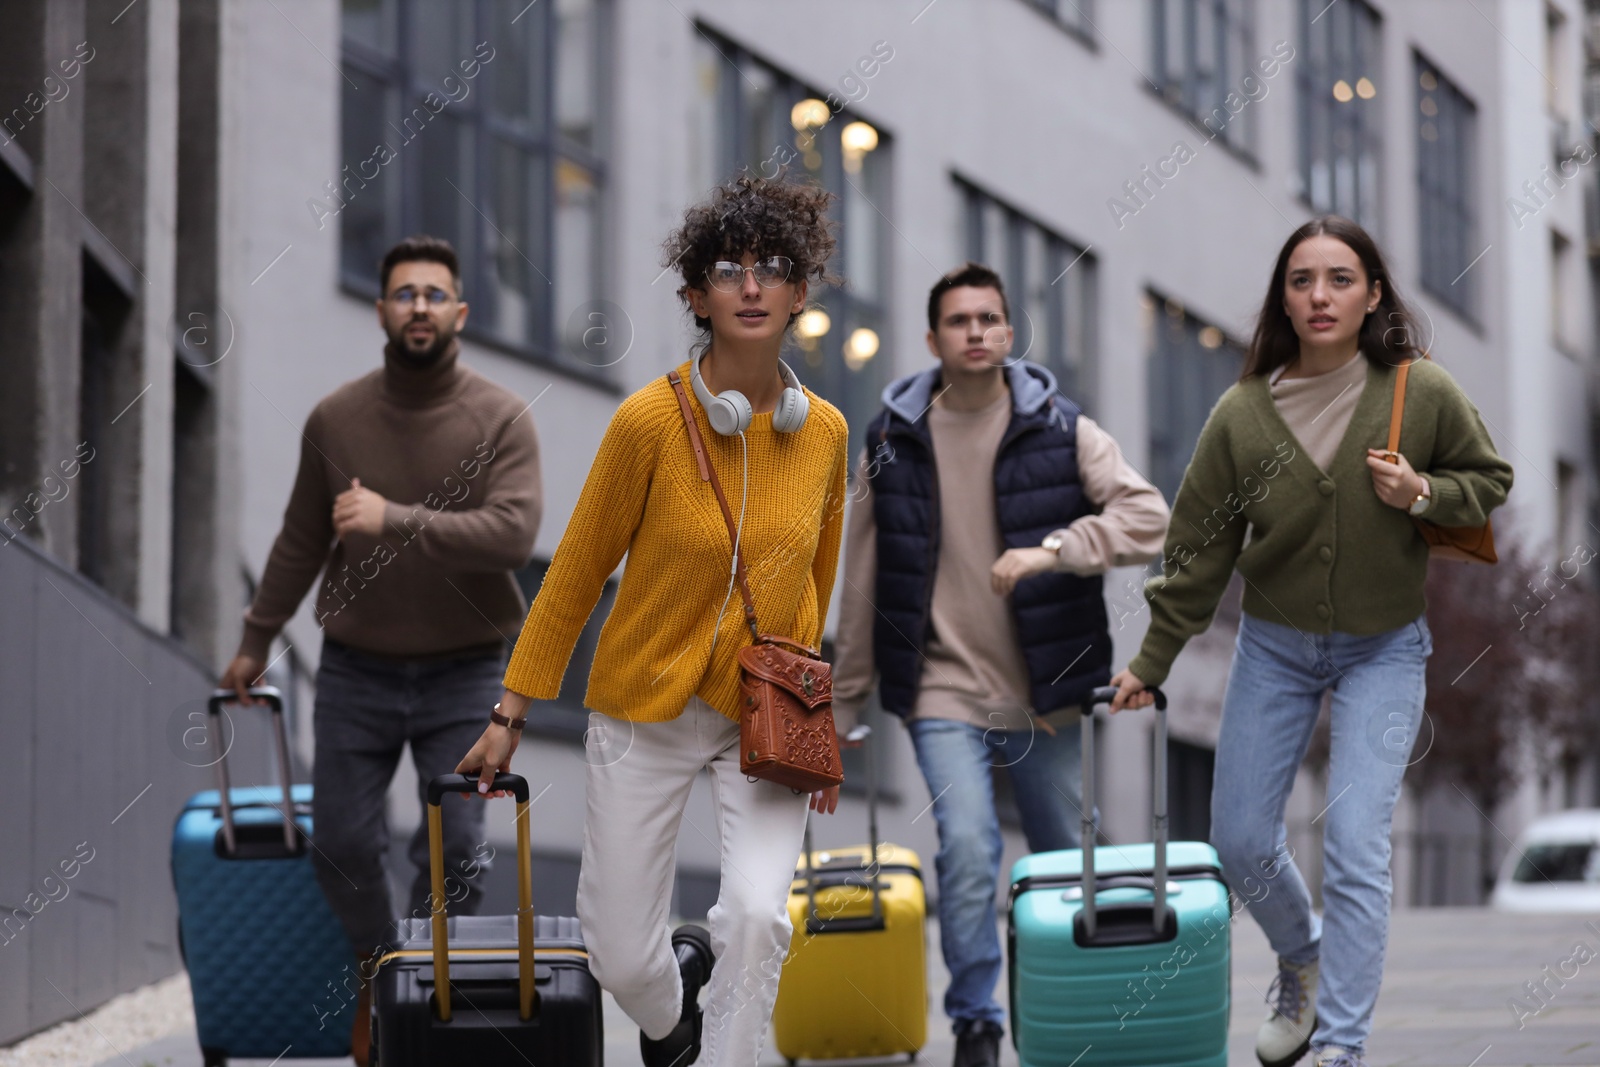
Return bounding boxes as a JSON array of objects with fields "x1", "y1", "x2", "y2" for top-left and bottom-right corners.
[
  {"x1": 1411, "y1": 535, "x2": 1596, "y2": 897},
  {"x1": 1514, "y1": 541, "x2": 1600, "y2": 802}
]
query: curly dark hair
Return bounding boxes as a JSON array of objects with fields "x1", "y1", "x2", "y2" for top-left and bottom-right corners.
[{"x1": 662, "y1": 172, "x2": 839, "y2": 334}]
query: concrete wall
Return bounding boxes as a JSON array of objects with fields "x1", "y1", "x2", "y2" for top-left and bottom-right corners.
[{"x1": 0, "y1": 536, "x2": 269, "y2": 1045}]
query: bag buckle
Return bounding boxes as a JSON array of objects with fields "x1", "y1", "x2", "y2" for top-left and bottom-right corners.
[{"x1": 801, "y1": 670, "x2": 815, "y2": 700}]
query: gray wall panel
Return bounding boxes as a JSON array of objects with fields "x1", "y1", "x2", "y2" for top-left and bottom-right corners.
[
  {"x1": 1, "y1": 537, "x2": 210, "y2": 1043},
  {"x1": 0, "y1": 547, "x2": 39, "y2": 1040}
]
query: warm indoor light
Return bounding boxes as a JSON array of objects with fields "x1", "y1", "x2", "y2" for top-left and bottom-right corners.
[
  {"x1": 840, "y1": 121, "x2": 880, "y2": 154},
  {"x1": 1198, "y1": 325, "x2": 1224, "y2": 350},
  {"x1": 1355, "y1": 77, "x2": 1376, "y2": 99},
  {"x1": 795, "y1": 308, "x2": 832, "y2": 339},
  {"x1": 841, "y1": 121, "x2": 880, "y2": 173},
  {"x1": 1332, "y1": 79, "x2": 1354, "y2": 103},
  {"x1": 790, "y1": 98, "x2": 830, "y2": 131},
  {"x1": 845, "y1": 327, "x2": 880, "y2": 367}
]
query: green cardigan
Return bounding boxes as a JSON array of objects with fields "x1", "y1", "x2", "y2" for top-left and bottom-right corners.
[{"x1": 1127, "y1": 356, "x2": 1514, "y2": 687}]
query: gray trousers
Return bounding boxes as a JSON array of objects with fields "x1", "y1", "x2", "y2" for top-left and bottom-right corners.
[{"x1": 310, "y1": 638, "x2": 503, "y2": 956}]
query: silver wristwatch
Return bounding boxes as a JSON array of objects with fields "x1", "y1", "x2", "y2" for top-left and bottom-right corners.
[{"x1": 1042, "y1": 532, "x2": 1064, "y2": 553}]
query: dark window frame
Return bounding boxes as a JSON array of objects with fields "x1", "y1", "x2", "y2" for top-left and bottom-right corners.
[
  {"x1": 1294, "y1": 0, "x2": 1384, "y2": 231},
  {"x1": 1149, "y1": 0, "x2": 1259, "y2": 158},
  {"x1": 697, "y1": 25, "x2": 895, "y2": 466},
  {"x1": 1017, "y1": 0, "x2": 1099, "y2": 50},
  {"x1": 1145, "y1": 289, "x2": 1245, "y2": 504},
  {"x1": 955, "y1": 174, "x2": 1099, "y2": 412},
  {"x1": 1414, "y1": 50, "x2": 1481, "y2": 327},
  {"x1": 338, "y1": 0, "x2": 616, "y2": 390}
]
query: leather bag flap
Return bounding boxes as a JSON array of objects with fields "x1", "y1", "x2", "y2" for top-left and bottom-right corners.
[{"x1": 739, "y1": 644, "x2": 833, "y2": 710}]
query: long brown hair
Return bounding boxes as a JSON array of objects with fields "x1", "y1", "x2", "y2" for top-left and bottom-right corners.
[{"x1": 1241, "y1": 215, "x2": 1423, "y2": 380}]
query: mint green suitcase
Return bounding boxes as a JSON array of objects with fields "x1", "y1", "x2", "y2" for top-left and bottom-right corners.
[{"x1": 1007, "y1": 687, "x2": 1230, "y2": 1067}]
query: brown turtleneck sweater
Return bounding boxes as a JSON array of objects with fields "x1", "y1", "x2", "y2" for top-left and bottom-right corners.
[{"x1": 238, "y1": 341, "x2": 542, "y2": 661}]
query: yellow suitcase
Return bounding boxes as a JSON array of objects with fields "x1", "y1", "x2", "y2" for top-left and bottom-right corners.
[{"x1": 772, "y1": 727, "x2": 927, "y2": 1062}]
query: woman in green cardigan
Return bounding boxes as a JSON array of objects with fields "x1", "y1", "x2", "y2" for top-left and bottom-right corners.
[{"x1": 1110, "y1": 216, "x2": 1513, "y2": 1067}]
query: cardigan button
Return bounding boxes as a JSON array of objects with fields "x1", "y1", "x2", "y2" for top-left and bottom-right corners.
[
  {"x1": 1316, "y1": 602, "x2": 1331, "y2": 620},
  {"x1": 1319, "y1": 545, "x2": 1333, "y2": 563},
  {"x1": 1318, "y1": 480, "x2": 1336, "y2": 496}
]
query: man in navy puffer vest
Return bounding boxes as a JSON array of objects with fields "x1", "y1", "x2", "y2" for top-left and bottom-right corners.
[{"x1": 833, "y1": 263, "x2": 1170, "y2": 1067}]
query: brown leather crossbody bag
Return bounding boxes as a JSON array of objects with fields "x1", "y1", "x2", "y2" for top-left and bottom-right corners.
[
  {"x1": 667, "y1": 370, "x2": 844, "y2": 792},
  {"x1": 1385, "y1": 356, "x2": 1497, "y2": 564}
]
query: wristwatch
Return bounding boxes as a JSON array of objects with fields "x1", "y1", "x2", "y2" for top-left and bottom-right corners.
[
  {"x1": 489, "y1": 702, "x2": 526, "y2": 731},
  {"x1": 1407, "y1": 476, "x2": 1431, "y2": 516},
  {"x1": 1042, "y1": 532, "x2": 1064, "y2": 553}
]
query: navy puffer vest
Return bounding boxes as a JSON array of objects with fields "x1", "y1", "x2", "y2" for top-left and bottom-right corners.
[{"x1": 864, "y1": 362, "x2": 1111, "y2": 719}]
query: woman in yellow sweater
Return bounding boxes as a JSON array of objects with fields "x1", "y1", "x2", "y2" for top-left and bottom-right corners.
[{"x1": 456, "y1": 175, "x2": 849, "y2": 1066}]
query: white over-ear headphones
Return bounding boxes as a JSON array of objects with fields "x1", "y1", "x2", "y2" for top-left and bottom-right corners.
[{"x1": 690, "y1": 349, "x2": 810, "y2": 435}]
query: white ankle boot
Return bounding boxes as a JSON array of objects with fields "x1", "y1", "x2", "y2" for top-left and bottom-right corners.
[{"x1": 1256, "y1": 956, "x2": 1319, "y2": 1067}]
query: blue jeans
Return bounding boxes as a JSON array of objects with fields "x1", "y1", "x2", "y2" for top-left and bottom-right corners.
[
  {"x1": 1211, "y1": 612, "x2": 1431, "y2": 1053},
  {"x1": 908, "y1": 717, "x2": 1090, "y2": 1033}
]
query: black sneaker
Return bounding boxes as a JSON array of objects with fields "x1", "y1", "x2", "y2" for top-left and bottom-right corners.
[
  {"x1": 952, "y1": 1020, "x2": 1003, "y2": 1067},
  {"x1": 639, "y1": 925, "x2": 716, "y2": 1067}
]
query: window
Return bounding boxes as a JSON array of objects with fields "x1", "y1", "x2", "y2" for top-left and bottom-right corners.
[
  {"x1": 1546, "y1": 3, "x2": 1570, "y2": 120},
  {"x1": 339, "y1": 0, "x2": 609, "y2": 378},
  {"x1": 960, "y1": 178, "x2": 1097, "y2": 409},
  {"x1": 1511, "y1": 842, "x2": 1599, "y2": 883},
  {"x1": 1557, "y1": 459, "x2": 1583, "y2": 556},
  {"x1": 1145, "y1": 292, "x2": 1243, "y2": 503},
  {"x1": 79, "y1": 254, "x2": 134, "y2": 595},
  {"x1": 1021, "y1": 0, "x2": 1096, "y2": 43},
  {"x1": 1552, "y1": 229, "x2": 1580, "y2": 354},
  {"x1": 696, "y1": 30, "x2": 892, "y2": 462},
  {"x1": 1415, "y1": 53, "x2": 1480, "y2": 321},
  {"x1": 1295, "y1": 0, "x2": 1382, "y2": 229},
  {"x1": 1150, "y1": 0, "x2": 1258, "y2": 153}
]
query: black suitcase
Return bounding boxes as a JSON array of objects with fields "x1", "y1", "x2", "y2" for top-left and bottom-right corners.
[{"x1": 370, "y1": 772, "x2": 603, "y2": 1065}]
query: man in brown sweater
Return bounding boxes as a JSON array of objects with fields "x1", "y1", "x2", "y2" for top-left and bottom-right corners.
[
  {"x1": 832, "y1": 263, "x2": 1169, "y2": 1067},
  {"x1": 219, "y1": 235, "x2": 540, "y2": 1061}
]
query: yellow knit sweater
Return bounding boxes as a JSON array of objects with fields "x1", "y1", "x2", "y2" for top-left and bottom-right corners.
[{"x1": 502, "y1": 359, "x2": 849, "y2": 723}]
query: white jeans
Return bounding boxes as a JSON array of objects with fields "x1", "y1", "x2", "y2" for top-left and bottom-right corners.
[{"x1": 576, "y1": 697, "x2": 809, "y2": 1066}]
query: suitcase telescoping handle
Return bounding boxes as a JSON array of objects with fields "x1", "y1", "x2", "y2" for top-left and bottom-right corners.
[
  {"x1": 425, "y1": 772, "x2": 536, "y2": 1023},
  {"x1": 1079, "y1": 684, "x2": 1169, "y2": 942},
  {"x1": 801, "y1": 722, "x2": 881, "y2": 933},
  {"x1": 207, "y1": 687, "x2": 297, "y2": 856}
]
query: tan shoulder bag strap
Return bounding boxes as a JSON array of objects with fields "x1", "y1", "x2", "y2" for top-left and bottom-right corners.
[
  {"x1": 667, "y1": 370, "x2": 760, "y2": 642},
  {"x1": 1386, "y1": 358, "x2": 1413, "y2": 457}
]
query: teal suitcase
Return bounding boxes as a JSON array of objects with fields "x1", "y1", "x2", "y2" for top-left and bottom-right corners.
[
  {"x1": 171, "y1": 688, "x2": 355, "y2": 1065},
  {"x1": 1007, "y1": 686, "x2": 1230, "y2": 1067}
]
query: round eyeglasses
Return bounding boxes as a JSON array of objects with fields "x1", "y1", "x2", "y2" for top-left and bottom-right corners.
[
  {"x1": 705, "y1": 257, "x2": 793, "y2": 293},
  {"x1": 387, "y1": 285, "x2": 455, "y2": 309}
]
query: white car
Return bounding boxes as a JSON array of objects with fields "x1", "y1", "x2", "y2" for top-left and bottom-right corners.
[{"x1": 1490, "y1": 809, "x2": 1600, "y2": 913}]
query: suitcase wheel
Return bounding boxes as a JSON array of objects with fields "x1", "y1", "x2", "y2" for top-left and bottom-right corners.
[{"x1": 201, "y1": 1047, "x2": 226, "y2": 1067}]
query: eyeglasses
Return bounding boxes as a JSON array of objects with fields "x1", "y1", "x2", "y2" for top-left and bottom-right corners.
[
  {"x1": 705, "y1": 257, "x2": 793, "y2": 293},
  {"x1": 387, "y1": 285, "x2": 455, "y2": 309}
]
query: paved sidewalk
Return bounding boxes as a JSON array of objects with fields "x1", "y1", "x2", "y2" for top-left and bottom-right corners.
[{"x1": 71, "y1": 908, "x2": 1600, "y2": 1067}]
